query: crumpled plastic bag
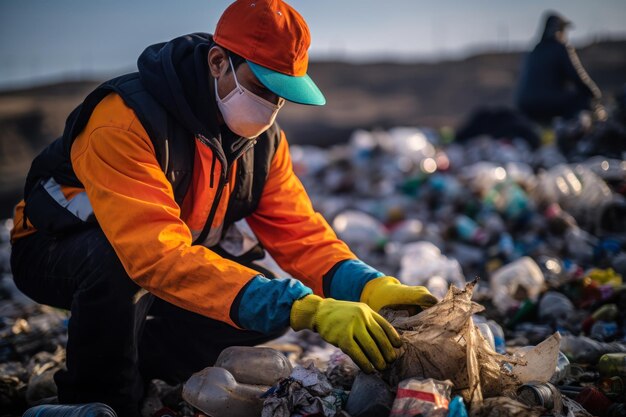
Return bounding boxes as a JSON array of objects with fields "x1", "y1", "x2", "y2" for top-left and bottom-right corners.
[
  {"x1": 384, "y1": 281, "x2": 565, "y2": 412},
  {"x1": 383, "y1": 281, "x2": 521, "y2": 407},
  {"x1": 261, "y1": 363, "x2": 346, "y2": 417}
]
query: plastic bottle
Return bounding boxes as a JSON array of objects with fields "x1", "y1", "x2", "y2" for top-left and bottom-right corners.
[
  {"x1": 538, "y1": 291, "x2": 575, "y2": 324},
  {"x1": 475, "y1": 323, "x2": 496, "y2": 352},
  {"x1": 332, "y1": 210, "x2": 388, "y2": 251},
  {"x1": 490, "y1": 257, "x2": 545, "y2": 314},
  {"x1": 22, "y1": 403, "x2": 117, "y2": 417},
  {"x1": 447, "y1": 396, "x2": 468, "y2": 417},
  {"x1": 501, "y1": 182, "x2": 531, "y2": 220},
  {"x1": 581, "y1": 304, "x2": 619, "y2": 333},
  {"x1": 388, "y1": 219, "x2": 424, "y2": 244},
  {"x1": 453, "y1": 215, "x2": 488, "y2": 246},
  {"x1": 560, "y1": 335, "x2": 626, "y2": 364},
  {"x1": 598, "y1": 353, "x2": 626, "y2": 377},
  {"x1": 535, "y1": 164, "x2": 612, "y2": 226},
  {"x1": 182, "y1": 367, "x2": 268, "y2": 417},
  {"x1": 183, "y1": 347, "x2": 293, "y2": 417},
  {"x1": 590, "y1": 320, "x2": 619, "y2": 342},
  {"x1": 214, "y1": 346, "x2": 292, "y2": 386},
  {"x1": 487, "y1": 320, "x2": 506, "y2": 354},
  {"x1": 549, "y1": 352, "x2": 571, "y2": 385},
  {"x1": 564, "y1": 226, "x2": 597, "y2": 264},
  {"x1": 396, "y1": 241, "x2": 465, "y2": 294}
]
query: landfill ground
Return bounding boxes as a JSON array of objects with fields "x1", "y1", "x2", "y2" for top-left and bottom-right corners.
[
  {"x1": 2, "y1": 106, "x2": 626, "y2": 416},
  {"x1": 1, "y1": 40, "x2": 626, "y2": 417}
]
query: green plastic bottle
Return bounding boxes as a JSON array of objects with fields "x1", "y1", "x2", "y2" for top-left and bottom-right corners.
[{"x1": 598, "y1": 353, "x2": 626, "y2": 377}]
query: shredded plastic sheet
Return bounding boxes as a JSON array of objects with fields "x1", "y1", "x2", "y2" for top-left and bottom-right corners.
[
  {"x1": 261, "y1": 363, "x2": 346, "y2": 417},
  {"x1": 511, "y1": 333, "x2": 561, "y2": 384}
]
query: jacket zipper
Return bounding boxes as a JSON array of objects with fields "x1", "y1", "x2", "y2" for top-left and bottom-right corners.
[{"x1": 193, "y1": 135, "x2": 257, "y2": 245}]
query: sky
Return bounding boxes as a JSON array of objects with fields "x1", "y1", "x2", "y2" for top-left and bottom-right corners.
[{"x1": 1, "y1": 0, "x2": 625, "y2": 89}]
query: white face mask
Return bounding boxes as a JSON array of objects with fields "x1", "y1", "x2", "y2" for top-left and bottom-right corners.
[{"x1": 215, "y1": 57, "x2": 284, "y2": 139}]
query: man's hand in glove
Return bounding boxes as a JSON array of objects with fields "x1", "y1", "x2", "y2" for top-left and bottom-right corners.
[
  {"x1": 290, "y1": 294, "x2": 401, "y2": 373},
  {"x1": 360, "y1": 276, "x2": 438, "y2": 313}
]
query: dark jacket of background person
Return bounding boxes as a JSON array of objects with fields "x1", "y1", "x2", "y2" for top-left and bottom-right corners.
[{"x1": 515, "y1": 13, "x2": 601, "y2": 123}]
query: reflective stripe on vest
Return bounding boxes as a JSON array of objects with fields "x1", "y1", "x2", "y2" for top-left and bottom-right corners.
[{"x1": 43, "y1": 177, "x2": 95, "y2": 222}]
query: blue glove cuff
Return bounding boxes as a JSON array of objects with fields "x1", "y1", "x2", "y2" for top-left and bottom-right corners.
[
  {"x1": 234, "y1": 275, "x2": 312, "y2": 334},
  {"x1": 324, "y1": 259, "x2": 385, "y2": 302}
]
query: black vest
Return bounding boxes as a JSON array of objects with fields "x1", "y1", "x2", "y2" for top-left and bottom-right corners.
[{"x1": 23, "y1": 73, "x2": 281, "y2": 242}]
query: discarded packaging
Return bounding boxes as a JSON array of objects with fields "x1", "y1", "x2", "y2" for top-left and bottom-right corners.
[
  {"x1": 390, "y1": 378, "x2": 452, "y2": 417},
  {"x1": 22, "y1": 403, "x2": 117, "y2": 417},
  {"x1": 182, "y1": 366, "x2": 268, "y2": 417},
  {"x1": 516, "y1": 381, "x2": 563, "y2": 413},
  {"x1": 489, "y1": 257, "x2": 545, "y2": 314},
  {"x1": 261, "y1": 363, "x2": 346, "y2": 417},
  {"x1": 214, "y1": 346, "x2": 293, "y2": 387},
  {"x1": 384, "y1": 281, "x2": 521, "y2": 405},
  {"x1": 344, "y1": 372, "x2": 393, "y2": 417},
  {"x1": 182, "y1": 346, "x2": 292, "y2": 417}
]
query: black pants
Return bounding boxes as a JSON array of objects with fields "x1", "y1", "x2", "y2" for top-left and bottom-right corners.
[{"x1": 10, "y1": 227, "x2": 285, "y2": 416}]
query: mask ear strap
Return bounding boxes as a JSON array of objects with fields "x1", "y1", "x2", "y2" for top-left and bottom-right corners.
[{"x1": 228, "y1": 56, "x2": 241, "y2": 91}]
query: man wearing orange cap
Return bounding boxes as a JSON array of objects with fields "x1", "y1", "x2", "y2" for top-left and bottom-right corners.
[{"x1": 11, "y1": 0, "x2": 437, "y2": 414}]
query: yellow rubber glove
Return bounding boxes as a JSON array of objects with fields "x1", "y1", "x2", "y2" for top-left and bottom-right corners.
[
  {"x1": 290, "y1": 294, "x2": 401, "y2": 373},
  {"x1": 360, "y1": 276, "x2": 438, "y2": 313}
]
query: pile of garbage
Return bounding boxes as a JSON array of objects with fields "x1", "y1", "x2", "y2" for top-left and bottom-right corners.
[{"x1": 1, "y1": 120, "x2": 626, "y2": 416}]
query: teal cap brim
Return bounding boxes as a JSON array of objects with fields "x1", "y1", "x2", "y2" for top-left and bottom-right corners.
[{"x1": 247, "y1": 60, "x2": 326, "y2": 106}]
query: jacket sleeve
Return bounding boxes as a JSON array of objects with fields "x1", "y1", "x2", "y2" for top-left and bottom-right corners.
[
  {"x1": 246, "y1": 131, "x2": 374, "y2": 297},
  {"x1": 70, "y1": 93, "x2": 263, "y2": 328}
]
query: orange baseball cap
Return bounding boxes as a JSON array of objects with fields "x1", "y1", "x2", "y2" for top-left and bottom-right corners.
[{"x1": 214, "y1": 0, "x2": 326, "y2": 106}]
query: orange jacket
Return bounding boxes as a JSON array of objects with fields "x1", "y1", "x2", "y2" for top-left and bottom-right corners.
[{"x1": 12, "y1": 92, "x2": 356, "y2": 328}]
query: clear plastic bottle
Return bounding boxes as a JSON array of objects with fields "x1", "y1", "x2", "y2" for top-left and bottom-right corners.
[
  {"x1": 549, "y1": 351, "x2": 571, "y2": 385},
  {"x1": 182, "y1": 347, "x2": 293, "y2": 417},
  {"x1": 214, "y1": 346, "x2": 292, "y2": 386},
  {"x1": 332, "y1": 210, "x2": 388, "y2": 252},
  {"x1": 487, "y1": 320, "x2": 506, "y2": 354},
  {"x1": 560, "y1": 335, "x2": 626, "y2": 364},
  {"x1": 475, "y1": 322, "x2": 496, "y2": 351},
  {"x1": 538, "y1": 291, "x2": 575, "y2": 324},
  {"x1": 22, "y1": 403, "x2": 117, "y2": 417},
  {"x1": 182, "y1": 367, "x2": 269, "y2": 417},
  {"x1": 395, "y1": 241, "x2": 465, "y2": 298},
  {"x1": 535, "y1": 164, "x2": 613, "y2": 231},
  {"x1": 489, "y1": 257, "x2": 545, "y2": 314}
]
